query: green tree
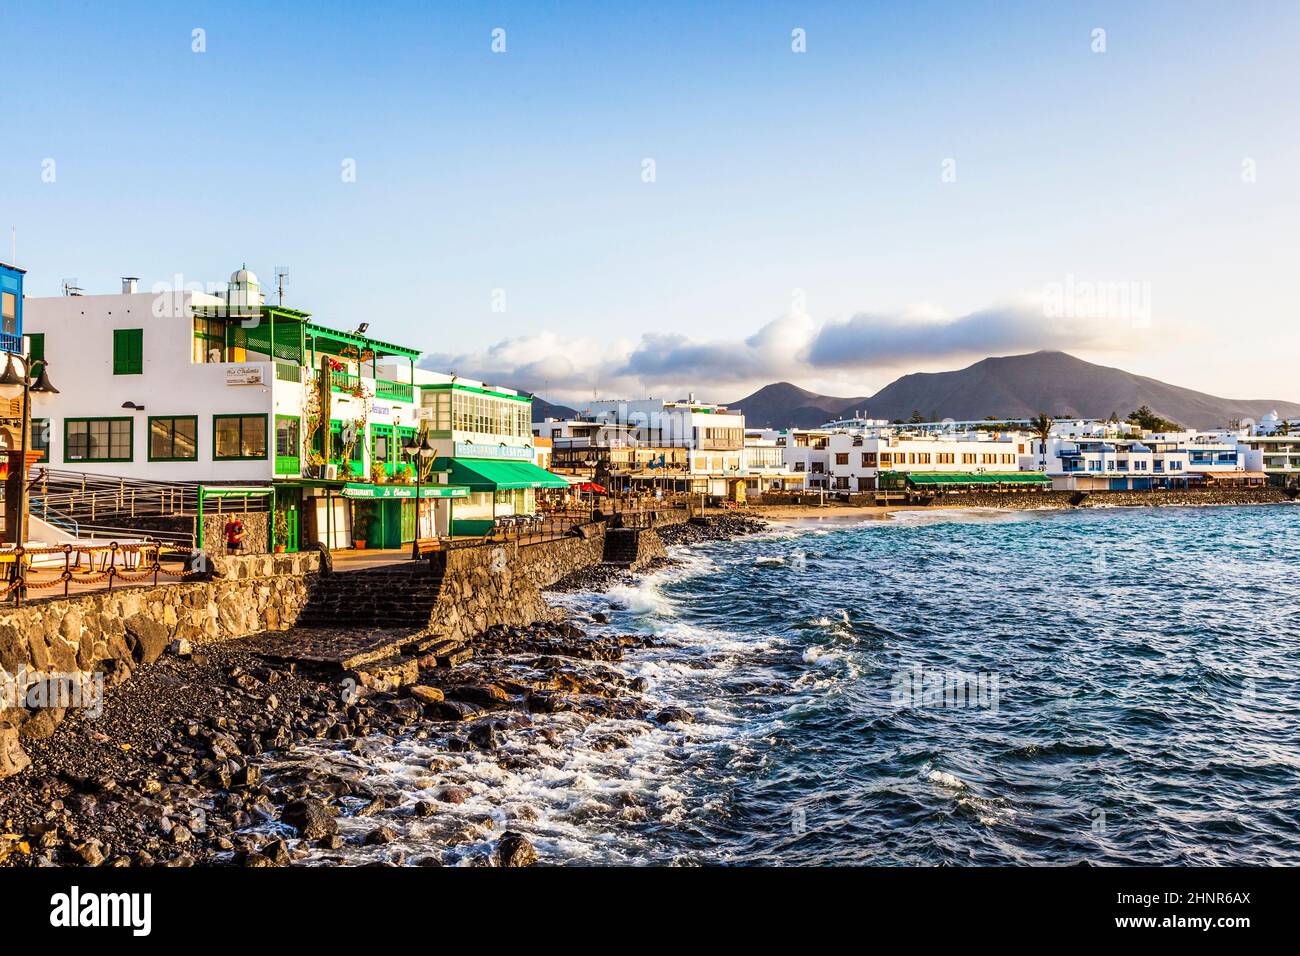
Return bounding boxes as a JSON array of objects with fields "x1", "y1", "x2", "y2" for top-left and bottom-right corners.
[{"x1": 1126, "y1": 405, "x2": 1180, "y2": 433}]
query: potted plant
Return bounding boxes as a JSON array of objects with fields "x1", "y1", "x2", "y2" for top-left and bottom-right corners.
[
  {"x1": 396, "y1": 463, "x2": 414, "y2": 484},
  {"x1": 272, "y1": 511, "x2": 291, "y2": 553},
  {"x1": 306, "y1": 451, "x2": 326, "y2": 478},
  {"x1": 371, "y1": 461, "x2": 387, "y2": 484},
  {"x1": 352, "y1": 509, "x2": 371, "y2": 550}
]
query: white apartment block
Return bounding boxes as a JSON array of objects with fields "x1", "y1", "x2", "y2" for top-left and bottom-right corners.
[{"x1": 825, "y1": 431, "x2": 1027, "y2": 492}]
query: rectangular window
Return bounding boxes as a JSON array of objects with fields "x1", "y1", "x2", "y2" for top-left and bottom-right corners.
[
  {"x1": 275, "y1": 415, "x2": 300, "y2": 456},
  {"x1": 113, "y1": 328, "x2": 144, "y2": 374},
  {"x1": 65, "y1": 418, "x2": 133, "y2": 462},
  {"x1": 213, "y1": 414, "x2": 267, "y2": 460},
  {"x1": 835, "y1": 453, "x2": 849, "y2": 465},
  {"x1": 148, "y1": 416, "x2": 198, "y2": 461},
  {"x1": 1, "y1": 292, "x2": 16, "y2": 335},
  {"x1": 27, "y1": 332, "x2": 44, "y2": 365},
  {"x1": 31, "y1": 418, "x2": 50, "y2": 461}
]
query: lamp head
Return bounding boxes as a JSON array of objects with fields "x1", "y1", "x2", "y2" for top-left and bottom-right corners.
[{"x1": 0, "y1": 354, "x2": 23, "y2": 388}]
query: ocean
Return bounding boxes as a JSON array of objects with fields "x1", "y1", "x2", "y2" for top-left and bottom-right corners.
[{"x1": 267, "y1": 504, "x2": 1300, "y2": 865}]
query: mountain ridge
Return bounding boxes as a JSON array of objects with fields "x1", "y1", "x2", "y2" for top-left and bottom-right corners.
[{"x1": 725, "y1": 352, "x2": 1300, "y2": 430}]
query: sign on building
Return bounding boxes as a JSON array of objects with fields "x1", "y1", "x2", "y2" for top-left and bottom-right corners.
[{"x1": 225, "y1": 365, "x2": 265, "y2": 385}]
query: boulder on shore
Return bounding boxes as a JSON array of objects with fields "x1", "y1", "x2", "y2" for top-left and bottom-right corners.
[
  {"x1": 281, "y1": 797, "x2": 337, "y2": 839},
  {"x1": 496, "y1": 831, "x2": 538, "y2": 867},
  {"x1": 0, "y1": 723, "x2": 30, "y2": 780}
]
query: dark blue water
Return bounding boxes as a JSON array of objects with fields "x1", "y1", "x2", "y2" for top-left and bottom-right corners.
[
  {"x1": 553, "y1": 505, "x2": 1300, "y2": 864},
  {"x1": 275, "y1": 504, "x2": 1300, "y2": 866}
]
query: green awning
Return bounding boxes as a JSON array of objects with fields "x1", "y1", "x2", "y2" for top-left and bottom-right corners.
[
  {"x1": 432, "y1": 457, "x2": 571, "y2": 491},
  {"x1": 900, "y1": 471, "x2": 1050, "y2": 487}
]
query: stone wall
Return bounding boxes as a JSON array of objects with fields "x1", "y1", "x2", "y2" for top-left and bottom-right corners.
[
  {"x1": 930, "y1": 487, "x2": 1292, "y2": 511},
  {"x1": 426, "y1": 525, "x2": 609, "y2": 643},
  {"x1": 200, "y1": 510, "x2": 270, "y2": 555},
  {"x1": 0, "y1": 552, "x2": 318, "y2": 764}
]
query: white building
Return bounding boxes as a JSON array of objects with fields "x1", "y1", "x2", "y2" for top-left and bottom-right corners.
[
  {"x1": 549, "y1": 396, "x2": 749, "y2": 498},
  {"x1": 25, "y1": 267, "x2": 560, "y2": 549},
  {"x1": 825, "y1": 430, "x2": 1030, "y2": 492},
  {"x1": 1035, "y1": 431, "x2": 1259, "y2": 491}
]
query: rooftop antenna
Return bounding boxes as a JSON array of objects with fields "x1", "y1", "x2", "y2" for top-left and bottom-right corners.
[
  {"x1": 273, "y1": 266, "x2": 289, "y2": 306},
  {"x1": 61, "y1": 277, "x2": 83, "y2": 297}
]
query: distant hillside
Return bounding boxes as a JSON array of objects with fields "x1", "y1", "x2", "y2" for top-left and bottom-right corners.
[
  {"x1": 726, "y1": 381, "x2": 871, "y2": 428},
  {"x1": 726, "y1": 352, "x2": 1300, "y2": 430},
  {"x1": 528, "y1": 395, "x2": 578, "y2": 420}
]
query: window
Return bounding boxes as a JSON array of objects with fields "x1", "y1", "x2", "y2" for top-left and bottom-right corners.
[
  {"x1": 193, "y1": 316, "x2": 226, "y2": 363},
  {"x1": 66, "y1": 418, "x2": 133, "y2": 462},
  {"x1": 213, "y1": 414, "x2": 267, "y2": 460},
  {"x1": 275, "y1": 415, "x2": 300, "y2": 457},
  {"x1": 113, "y1": 328, "x2": 144, "y2": 374},
  {"x1": 862, "y1": 452, "x2": 876, "y2": 467},
  {"x1": 27, "y1": 332, "x2": 44, "y2": 373},
  {"x1": 148, "y1": 416, "x2": 198, "y2": 461},
  {"x1": 1, "y1": 292, "x2": 16, "y2": 335},
  {"x1": 879, "y1": 453, "x2": 892, "y2": 465},
  {"x1": 31, "y1": 418, "x2": 50, "y2": 461},
  {"x1": 835, "y1": 453, "x2": 849, "y2": 465}
]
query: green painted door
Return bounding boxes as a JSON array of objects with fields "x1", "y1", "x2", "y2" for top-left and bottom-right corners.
[{"x1": 400, "y1": 499, "x2": 416, "y2": 543}]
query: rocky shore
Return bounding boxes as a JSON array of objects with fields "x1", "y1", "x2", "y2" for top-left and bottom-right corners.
[
  {"x1": 0, "y1": 618, "x2": 661, "y2": 868},
  {"x1": 0, "y1": 512, "x2": 768, "y2": 868}
]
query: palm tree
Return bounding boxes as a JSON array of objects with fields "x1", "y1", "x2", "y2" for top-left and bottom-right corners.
[{"x1": 1029, "y1": 412, "x2": 1054, "y2": 470}]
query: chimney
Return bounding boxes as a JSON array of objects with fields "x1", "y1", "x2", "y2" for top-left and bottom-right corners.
[{"x1": 122, "y1": 277, "x2": 139, "y2": 294}]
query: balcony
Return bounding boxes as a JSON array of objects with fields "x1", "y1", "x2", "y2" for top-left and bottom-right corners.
[
  {"x1": 374, "y1": 379, "x2": 414, "y2": 402},
  {"x1": 275, "y1": 454, "x2": 301, "y2": 476}
]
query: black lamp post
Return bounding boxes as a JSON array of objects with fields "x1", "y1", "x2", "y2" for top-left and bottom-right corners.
[
  {"x1": 402, "y1": 433, "x2": 436, "y2": 558},
  {"x1": 2, "y1": 352, "x2": 58, "y2": 598}
]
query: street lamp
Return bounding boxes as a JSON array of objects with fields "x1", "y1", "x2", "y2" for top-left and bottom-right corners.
[
  {"x1": 402, "y1": 433, "x2": 436, "y2": 558},
  {"x1": 1, "y1": 352, "x2": 58, "y2": 599}
]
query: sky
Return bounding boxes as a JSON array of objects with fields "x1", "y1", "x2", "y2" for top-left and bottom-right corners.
[{"x1": 3, "y1": 0, "x2": 1298, "y2": 406}]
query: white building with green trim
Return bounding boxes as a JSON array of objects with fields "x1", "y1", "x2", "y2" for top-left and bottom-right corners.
[{"x1": 24, "y1": 267, "x2": 563, "y2": 549}]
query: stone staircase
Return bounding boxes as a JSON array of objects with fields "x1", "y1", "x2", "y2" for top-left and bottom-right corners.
[
  {"x1": 601, "y1": 527, "x2": 666, "y2": 569},
  {"x1": 601, "y1": 528, "x2": 641, "y2": 566},
  {"x1": 295, "y1": 562, "x2": 445, "y2": 629}
]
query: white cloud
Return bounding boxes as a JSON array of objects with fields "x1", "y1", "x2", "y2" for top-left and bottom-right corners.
[{"x1": 421, "y1": 295, "x2": 1149, "y2": 405}]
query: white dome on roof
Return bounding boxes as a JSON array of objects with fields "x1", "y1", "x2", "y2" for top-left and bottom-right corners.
[{"x1": 230, "y1": 266, "x2": 259, "y2": 285}]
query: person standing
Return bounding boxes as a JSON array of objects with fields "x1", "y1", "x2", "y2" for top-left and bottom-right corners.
[{"x1": 224, "y1": 515, "x2": 246, "y2": 554}]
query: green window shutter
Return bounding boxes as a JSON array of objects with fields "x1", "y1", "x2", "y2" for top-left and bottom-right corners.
[
  {"x1": 113, "y1": 328, "x2": 143, "y2": 374},
  {"x1": 27, "y1": 333, "x2": 44, "y2": 362}
]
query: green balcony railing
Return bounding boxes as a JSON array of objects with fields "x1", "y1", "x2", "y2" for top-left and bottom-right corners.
[
  {"x1": 275, "y1": 454, "x2": 301, "y2": 475},
  {"x1": 275, "y1": 363, "x2": 302, "y2": 383},
  {"x1": 329, "y1": 370, "x2": 361, "y2": 393},
  {"x1": 375, "y1": 379, "x2": 414, "y2": 402}
]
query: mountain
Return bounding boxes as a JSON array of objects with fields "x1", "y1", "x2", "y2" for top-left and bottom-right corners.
[
  {"x1": 528, "y1": 394, "x2": 578, "y2": 420},
  {"x1": 726, "y1": 352, "x2": 1300, "y2": 430},
  {"x1": 726, "y1": 381, "x2": 871, "y2": 428}
]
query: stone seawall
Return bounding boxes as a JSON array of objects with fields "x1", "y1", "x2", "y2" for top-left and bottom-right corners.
[
  {"x1": 0, "y1": 552, "x2": 318, "y2": 767},
  {"x1": 426, "y1": 525, "x2": 611, "y2": 643},
  {"x1": 931, "y1": 487, "x2": 1292, "y2": 510}
]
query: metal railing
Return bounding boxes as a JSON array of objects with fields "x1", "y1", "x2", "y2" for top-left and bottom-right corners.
[
  {"x1": 1, "y1": 539, "x2": 204, "y2": 606},
  {"x1": 29, "y1": 467, "x2": 202, "y2": 521}
]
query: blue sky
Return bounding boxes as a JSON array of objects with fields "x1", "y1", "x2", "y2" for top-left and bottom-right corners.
[{"x1": 3, "y1": 0, "x2": 1298, "y2": 404}]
